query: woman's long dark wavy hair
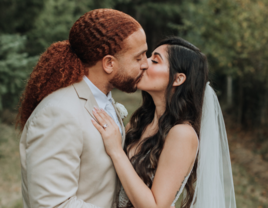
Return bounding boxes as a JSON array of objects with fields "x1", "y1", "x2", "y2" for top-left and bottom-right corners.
[{"x1": 124, "y1": 37, "x2": 209, "y2": 208}]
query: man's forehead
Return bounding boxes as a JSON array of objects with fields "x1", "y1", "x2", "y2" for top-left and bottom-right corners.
[{"x1": 123, "y1": 28, "x2": 147, "y2": 50}]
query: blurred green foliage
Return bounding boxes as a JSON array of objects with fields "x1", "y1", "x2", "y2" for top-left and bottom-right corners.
[
  {"x1": 0, "y1": 34, "x2": 38, "y2": 111},
  {"x1": 0, "y1": 0, "x2": 267, "y2": 130},
  {"x1": 177, "y1": 0, "x2": 268, "y2": 77},
  {"x1": 174, "y1": 0, "x2": 268, "y2": 128}
]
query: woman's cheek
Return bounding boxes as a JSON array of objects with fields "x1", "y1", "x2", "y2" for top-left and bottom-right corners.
[
  {"x1": 148, "y1": 66, "x2": 169, "y2": 82},
  {"x1": 137, "y1": 65, "x2": 169, "y2": 91}
]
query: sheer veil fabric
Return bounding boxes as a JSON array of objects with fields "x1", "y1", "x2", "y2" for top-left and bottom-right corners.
[{"x1": 190, "y1": 82, "x2": 236, "y2": 208}]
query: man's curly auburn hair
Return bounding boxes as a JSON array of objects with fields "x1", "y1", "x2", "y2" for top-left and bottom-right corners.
[{"x1": 17, "y1": 9, "x2": 141, "y2": 130}]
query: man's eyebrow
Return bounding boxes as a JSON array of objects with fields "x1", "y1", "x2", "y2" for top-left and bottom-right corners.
[
  {"x1": 153, "y1": 52, "x2": 163, "y2": 60},
  {"x1": 135, "y1": 49, "x2": 147, "y2": 58}
]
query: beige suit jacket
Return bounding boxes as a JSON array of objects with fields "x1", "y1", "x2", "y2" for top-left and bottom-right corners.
[{"x1": 20, "y1": 79, "x2": 125, "y2": 208}]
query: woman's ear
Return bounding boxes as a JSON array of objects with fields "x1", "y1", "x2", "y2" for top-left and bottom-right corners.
[
  {"x1": 102, "y1": 55, "x2": 116, "y2": 74},
  {"x1": 173, "y1": 73, "x2": 186, "y2": 87}
]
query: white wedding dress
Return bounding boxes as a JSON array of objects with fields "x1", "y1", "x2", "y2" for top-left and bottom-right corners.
[{"x1": 118, "y1": 133, "x2": 199, "y2": 208}]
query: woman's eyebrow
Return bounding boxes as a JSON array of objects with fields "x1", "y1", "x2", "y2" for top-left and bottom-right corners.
[{"x1": 153, "y1": 52, "x2": 163, "y2": 60}]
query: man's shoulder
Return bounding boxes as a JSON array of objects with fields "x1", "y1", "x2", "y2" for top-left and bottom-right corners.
[
  {"x1": 45, "y1": 84, "x2": 77, "y2": 103},
  {"x1": 28, "y1": 84, "x2": 81, "y2": 122},
  {"x1": 42, "y1": 85, "x2": 79, "y2": 107}
]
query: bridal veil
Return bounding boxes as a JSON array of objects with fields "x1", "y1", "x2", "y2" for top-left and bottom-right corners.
[{"x1": 190, "y1": 82, "x2": 236, "y2": 208}]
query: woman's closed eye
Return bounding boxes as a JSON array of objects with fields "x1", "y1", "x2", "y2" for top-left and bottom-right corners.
[{"x1": 152, "y1": 60, "x2": 158, "y2": 64}]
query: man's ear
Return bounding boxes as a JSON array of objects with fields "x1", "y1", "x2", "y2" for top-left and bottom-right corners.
[
  {"x1": 102, "y1": 55, "x2": 116, "y2": 74},
  {"x1": 173, "y1": 73, "x2": 186, "y2": 87}
]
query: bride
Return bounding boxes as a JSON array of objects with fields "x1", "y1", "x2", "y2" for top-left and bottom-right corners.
[{"x1": 92, "y1": 37, "x2": 236, "y2": 208}]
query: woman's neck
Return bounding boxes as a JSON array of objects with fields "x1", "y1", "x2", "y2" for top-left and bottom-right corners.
[{"x1": 150, "y1": 92, "x2": 166, "y2": 126}]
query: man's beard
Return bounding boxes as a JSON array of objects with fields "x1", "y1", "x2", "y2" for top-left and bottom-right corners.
[{"x1": 110, "y1": 71, "x2": 143, "y2": 93}]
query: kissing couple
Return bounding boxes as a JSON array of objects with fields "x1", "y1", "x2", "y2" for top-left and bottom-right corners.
[{"x1": 17, "y1": 9, "x2": 236, "y2": 208}]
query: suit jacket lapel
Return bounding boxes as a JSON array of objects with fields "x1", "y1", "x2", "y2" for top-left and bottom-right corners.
[{"x1": 73, "y1": 79, "x2": 99, "y2": 120}]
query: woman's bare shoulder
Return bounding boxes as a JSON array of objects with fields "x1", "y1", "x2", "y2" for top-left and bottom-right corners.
[{"x1": 166, "y1": 124, "x2": 198, "y2": 152}]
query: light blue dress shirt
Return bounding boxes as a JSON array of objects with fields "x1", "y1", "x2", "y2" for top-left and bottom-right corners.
[{"x1": 83, "y1": 76, "x2": 123, "y2": 134}]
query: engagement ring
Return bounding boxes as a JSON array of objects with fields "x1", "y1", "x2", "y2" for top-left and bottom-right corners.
[{"x1": 103, "y1": 124, "x2": 108, "y2": 129}]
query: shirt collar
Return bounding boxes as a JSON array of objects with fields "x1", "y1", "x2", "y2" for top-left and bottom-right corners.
[{"x1": 83, "y1": 76, "x2": 112, "y2": 109}]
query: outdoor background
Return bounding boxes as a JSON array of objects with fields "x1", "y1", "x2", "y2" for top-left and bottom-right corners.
[{"x1": 0, "y1": 0, "x2": 268, "y2": 207}]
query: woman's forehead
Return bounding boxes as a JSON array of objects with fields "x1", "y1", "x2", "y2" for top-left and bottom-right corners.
[{"x1": 152, "y1": 45, "x2": 168, "y2": 59}]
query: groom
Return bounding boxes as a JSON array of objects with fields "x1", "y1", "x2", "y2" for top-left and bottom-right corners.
[{"x1": 19, "y1": 9, "x2": 148, "y2": 208}]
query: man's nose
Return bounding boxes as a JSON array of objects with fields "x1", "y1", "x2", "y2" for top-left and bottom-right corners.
[{"x1": 141, "y1": 58, "x2": 149, "y2": 70}]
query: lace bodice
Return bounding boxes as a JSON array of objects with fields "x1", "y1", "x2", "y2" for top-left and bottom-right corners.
[
  {"x1": 118, "y1": 168, "x2": 192, "y2": 207},
  {"x1": 118, "y1": 134, "x2": 199, "y2": 208}
]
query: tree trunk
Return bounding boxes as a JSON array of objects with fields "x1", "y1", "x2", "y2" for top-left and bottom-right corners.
[
  {"x1": 227, "y1": 75, "x2": 233, "y2": 107},
  {"x1": 260, "y1": 82, "x2": 268, "y2": 127},
  {"x1": 237, "y1": 77, "x2": 243, "y2": 126}
]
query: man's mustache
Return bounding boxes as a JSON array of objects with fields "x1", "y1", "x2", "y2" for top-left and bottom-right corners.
[{"x1": 135, "y1": 71, "x2": 144, "y2": 84}]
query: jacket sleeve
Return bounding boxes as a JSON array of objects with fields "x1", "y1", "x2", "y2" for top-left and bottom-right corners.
[{"x1": 25, "y1": 104, "x2": 101, "y2": 208}]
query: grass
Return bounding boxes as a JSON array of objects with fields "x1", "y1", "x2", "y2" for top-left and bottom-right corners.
[
  {"x1": 0, "y1": 124, "x2": 22, "y2": 208},
  {"x1": 232, "y1": 163, "x2": 268, "y2": 208},
  {"x1": 0, "y1": 89, "x2": 267, "y2": 207}
]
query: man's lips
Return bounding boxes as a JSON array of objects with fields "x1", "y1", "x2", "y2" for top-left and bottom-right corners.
[{"x1": 136, "y1": 71, "x2": 144, "y2": 83}]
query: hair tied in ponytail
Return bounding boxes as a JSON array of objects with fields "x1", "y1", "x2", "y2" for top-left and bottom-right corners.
[{"x1": 69, "y1": 44, "x2": 77, "y2": 54}]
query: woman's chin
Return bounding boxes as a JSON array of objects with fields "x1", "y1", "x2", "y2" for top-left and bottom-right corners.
[
  {"x1": 136, "y1": 77, "x2": 146, "y2": 90},
  {"x1": 136, "y1": 82, "x2": 144, "y2": 91},
  {"x1": 136, "y1": 85, "x2": 149, "y2": 92},
  {"x1": 136, "y1": 80, "x2": 151, "y2": 92}
]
